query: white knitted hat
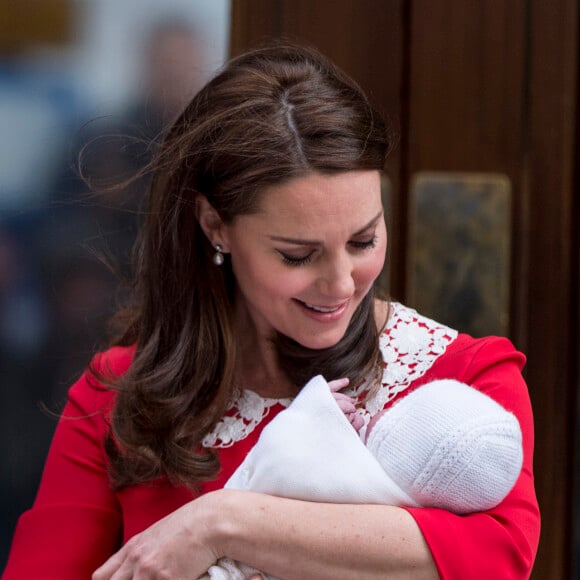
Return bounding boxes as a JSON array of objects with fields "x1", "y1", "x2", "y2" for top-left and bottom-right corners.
[{"x1": 365, "y1": 379, "x2": 523, "y2": 514}]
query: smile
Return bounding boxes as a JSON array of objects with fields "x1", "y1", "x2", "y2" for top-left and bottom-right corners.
[
  {"x1": 302, "y1": 302, "x2": 343, "y2": 313},
  {"x1": 293, "y1": 299, "x2": 351, "y2": 322}
]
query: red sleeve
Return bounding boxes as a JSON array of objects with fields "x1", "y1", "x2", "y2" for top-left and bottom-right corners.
[
  {"x1": 404, "y1": 336, "x2": 540, "y2": 579},
  {"x1": 2, "y1": 347, "x2": 133, "y2": 580}
]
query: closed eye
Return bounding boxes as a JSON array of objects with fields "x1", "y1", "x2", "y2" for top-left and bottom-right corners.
[
  {"x1": 279, "y1": 236, "x2": 377, "y2": 266},
  {"x1": 279, "y1": 251, "x2": 314, "y2": 266},
  {"x1": 349, "y1": 236, "x2": 378, "y2": 250}
]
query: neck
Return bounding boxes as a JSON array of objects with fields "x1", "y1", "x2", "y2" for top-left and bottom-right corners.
[{"x1": 233, "y1": 302, "x2": 296, "y2": 399}]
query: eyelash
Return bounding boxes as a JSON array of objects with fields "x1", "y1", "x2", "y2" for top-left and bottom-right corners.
[
  {"x1": 280, "y1": 236, "x2": 378, "y2": 267},
  {"x1": 350, "y1": 236, "x2": 378, "y2": 250},
  {"x1": 281, "y1": 254, "x2": 314, "y2": 266}
]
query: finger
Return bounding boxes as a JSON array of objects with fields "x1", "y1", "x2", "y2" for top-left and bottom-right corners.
[
  {"x1": 332, "y1": 392, "x2": 354, "y2": 404},
  {"x1": 334, "y1": 397, "x2": 356, "y2": 414},
  {"x1": 328, "y1": 378, "x2": 349, "y2": 392},
  {"x1": 348, "y1": 411, "x2": 365, "y2": 432},
  {"x1": 332, "y1": 391, "x2": 353, "y2": 402},
  {"x1": 92, "y1": 547, "x2": 127, "y2": 579}
]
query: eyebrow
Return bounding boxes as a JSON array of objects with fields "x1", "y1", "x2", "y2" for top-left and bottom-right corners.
[{"x1": 269, "y1": 209, "x2": 384, "y2": 246}]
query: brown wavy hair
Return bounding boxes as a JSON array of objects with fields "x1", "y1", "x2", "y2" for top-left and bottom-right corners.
[{"x1": 100, "y1": 43, "x2": 393, "y2": 489}]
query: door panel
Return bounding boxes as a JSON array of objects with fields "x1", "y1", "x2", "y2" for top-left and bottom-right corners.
[{"x1": 230, "y1": 2, "x2": 579, "y2": 576}]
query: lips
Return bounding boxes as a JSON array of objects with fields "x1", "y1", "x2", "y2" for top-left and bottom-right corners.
[{"x1": 294, "y1": 298, "x2": 350, "y2": 321}]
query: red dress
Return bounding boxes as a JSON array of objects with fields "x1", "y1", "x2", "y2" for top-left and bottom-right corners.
[{"x1": 3, "y1": 304, "x2": 540, "y2": 579}]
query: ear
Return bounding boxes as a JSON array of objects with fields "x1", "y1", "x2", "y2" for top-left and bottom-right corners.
[{"x1": 195, "y1": 196, "x2": 231, "y2": 251}]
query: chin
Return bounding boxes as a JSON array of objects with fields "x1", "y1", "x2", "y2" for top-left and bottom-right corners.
[{"x1": 293, "y1": 327, "x2": 349, "y2": 351}]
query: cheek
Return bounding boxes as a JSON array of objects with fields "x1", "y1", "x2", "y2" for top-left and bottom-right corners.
[
  {"x1": 355, "y1": 244, "x2": 387, "y2": 288},
  {"x1": 269, "y1": 269, "x2": 313, "y2": 298},
  {"x1": 233, "y1": 253, "x2": 310, "y2": 300}
]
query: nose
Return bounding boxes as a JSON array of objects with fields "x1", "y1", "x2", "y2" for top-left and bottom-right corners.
[{"x1": 315, "y1": 252, "x2": 356, "y2": 300}]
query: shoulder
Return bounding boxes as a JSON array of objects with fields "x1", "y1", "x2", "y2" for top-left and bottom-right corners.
[
  {"x1": 66, "y1": 345, "x2": 136, "y2": 416},
  {"x1": 432, "y1": 332, "x2": 526, "y2": 379},
  {"x1": 91, "y1": 344, "x2": 137, "y2": 377},
  {"x1": 352, "y1": 302, "x2": 526, "y2": 415},
  {"x1": 376, "y1": 301, "x2": 525, "y2": 378}
]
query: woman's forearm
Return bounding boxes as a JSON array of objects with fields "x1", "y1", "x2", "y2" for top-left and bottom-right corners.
[{"x1": 210, "y1": 490, "x2": 438, "y2": 580}]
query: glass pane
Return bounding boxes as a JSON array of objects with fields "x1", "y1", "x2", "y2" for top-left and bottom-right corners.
[{"x1": 407, "y1": 172, "x2": 511, "y2": 337}]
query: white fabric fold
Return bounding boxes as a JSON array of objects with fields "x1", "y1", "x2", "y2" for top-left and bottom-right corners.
[{"x1": 225, "y1": 374, "x2": 418, "y2": 505}]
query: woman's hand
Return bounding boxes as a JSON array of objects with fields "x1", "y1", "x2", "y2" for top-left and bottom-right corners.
[{"x1": 92, "y1": 492, "x2": 222, "y2": 579}]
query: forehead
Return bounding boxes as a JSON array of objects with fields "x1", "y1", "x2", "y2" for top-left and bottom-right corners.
[{"x1": 254, "y1": 170, "x2": 382, "y2": 226}]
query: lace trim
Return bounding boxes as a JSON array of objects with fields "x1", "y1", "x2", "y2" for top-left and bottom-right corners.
[
  {"x1": 202, "y1": 389, "x2": 292, "y2": 448},
  {"x1": 202, "y1": 303, "x2": 458, "y2": 448}
]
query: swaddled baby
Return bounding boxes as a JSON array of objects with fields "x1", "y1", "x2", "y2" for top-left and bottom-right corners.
[{"x1": 204, "y1": 377, "x2": 523, "y2": 580}]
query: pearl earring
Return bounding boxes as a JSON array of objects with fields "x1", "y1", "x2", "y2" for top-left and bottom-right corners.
[{"x1": 213, "y1": 244, "x2": 224, "y2": 266}]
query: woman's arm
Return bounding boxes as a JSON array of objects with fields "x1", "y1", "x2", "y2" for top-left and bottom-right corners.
[
  {"x1": 93, "y1": 489, "x2": 437, "y2": 580},
  {"x1": 216, "y1": 490, "x2": 437, "y2": 580}
]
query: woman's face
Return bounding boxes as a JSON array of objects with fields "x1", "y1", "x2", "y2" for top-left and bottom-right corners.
[{"x1": 223, "y1": 170, "x2": 386, "y2": 350}]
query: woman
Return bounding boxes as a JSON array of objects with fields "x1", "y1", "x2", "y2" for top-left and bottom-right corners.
[{"x1": 3, "y1": 43, "x2": 539, "y2": 579}]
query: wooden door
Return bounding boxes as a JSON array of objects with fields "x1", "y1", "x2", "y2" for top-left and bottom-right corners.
[{"x1": 230, "y1": 1, "x2": 579, "y2": 578}]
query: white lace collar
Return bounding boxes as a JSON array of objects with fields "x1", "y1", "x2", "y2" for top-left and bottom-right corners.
[{"x1": 201, "y1": 303, "x2": 457, "y2": 448}]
